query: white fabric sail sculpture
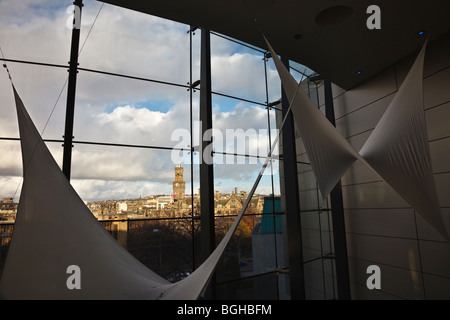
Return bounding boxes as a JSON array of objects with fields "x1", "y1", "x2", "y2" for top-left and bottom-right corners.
[
  {"x1": 264, "y1": 36, "x2": 370, "y2": 199},
  {"x1": 265, "y1": 37, "x2": 448, "y2": 241},
  {"x1": 0, "y1": 85, "x2": 263, "y2": 299},
  {"x1": 1, "y1": 86, "x2": 170, "y2": 299},
  {"x1": 360, "y1": 41, "x2": 449, "y2": 241}
]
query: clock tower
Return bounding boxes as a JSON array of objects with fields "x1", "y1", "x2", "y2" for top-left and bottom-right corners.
[{"x1": 173, "y1": 162, "x2": 185, "y2": 200}]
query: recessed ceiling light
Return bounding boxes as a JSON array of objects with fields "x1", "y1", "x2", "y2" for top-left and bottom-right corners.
[
  {"x1": 356, "y1": 71, "x2": 362, "y2": 75},
  {"x1": 417, "y1": 30, "x2": 426, "y2": 35}
]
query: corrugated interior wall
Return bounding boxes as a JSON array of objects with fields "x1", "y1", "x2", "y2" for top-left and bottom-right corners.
[{"x1": 309, "y1": 32, "x2": 450, "y2": 299}]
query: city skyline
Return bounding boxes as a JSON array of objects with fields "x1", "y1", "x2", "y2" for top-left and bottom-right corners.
[{"x1": 0, "y1": 162, "x2": 279, "y2": 223}]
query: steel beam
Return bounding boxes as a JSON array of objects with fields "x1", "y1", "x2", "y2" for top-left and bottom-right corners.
[
  {"x1": 324, "y1": 79, "x2": 351, "y2": 300},
  {"x1": 62, "y1": 0, "x2": 83, "y2": 181},
  {"x1": 281, "y1": 57, "x2": 305, "y2": 300},
  {"x1": 199, "y1": 28, "x2": 216, "y2": 297}
]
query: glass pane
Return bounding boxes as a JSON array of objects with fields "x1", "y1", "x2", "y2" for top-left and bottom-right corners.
[
  {"x1": 211, "y1": 97, "x2": 278, "y2": 168},
  {"x1": 74, "y1": 70, "x2": 191, "y2": 147},
  {"x1": 70, "y1": 144, "x2": 199, "y2": 281},
  {"x1": 0, "y1": 141, "x2": 65, "y2": 204},
  {"x1": 211, "y1": 33, "x2": 267, "y2": 104},
  {"x1": 290, "y1": 60, "x2": 316, "y2": 79},
  {"x1": 0, "y1": 1, "x2": 71, "y2": 65},
  {"x1": 70, "y1": 146, "x2": 194, "y2": 204},
  {"x1": 213, "y1": 156, "x2": 282, "y2": 282},
  {"x1": 125, "y1": 218, "x2": 195, "y2": 280},
  {"x1": 216, "y1": 272, "x2": 280, "y2": 300},
  {"x1": 78, "y1": 2, "x2": 191, "y2": 85},
  {"x1": 0, "y1": 140, "x2": 22, "y2": 202},
  {"x1": 265, "y1": 57, "x2": 282, "y2": 105},
  {"x1": 0, "y1": 64, "x2": 68, "y2": 140}
]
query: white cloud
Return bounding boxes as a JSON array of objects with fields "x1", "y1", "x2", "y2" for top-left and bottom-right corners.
[
  {"x1": 212, "y1": 53, "x2": 266, "y2": 100},
  {"x1": 71, "y1": 179, "x2": 172, "y2": 202},
  {"x1": 212, "y1": 103, "x2": 277, "y2": 156},
  {"x1": 0, "y1": 141, "x2": 22, "y2": 177},
  {"x1": 96, "y1": 105, "x2": 167, "y2": 138},
  {"x1": 77, "y1": 3, "x2": 192, "y2": 86}
]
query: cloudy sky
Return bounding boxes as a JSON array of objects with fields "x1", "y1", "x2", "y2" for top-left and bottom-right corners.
[{"x1": 0, "y1": 0, "x2": 301, "y2": 202}]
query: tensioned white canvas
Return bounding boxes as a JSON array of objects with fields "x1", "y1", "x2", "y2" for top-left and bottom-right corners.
[
  {"x1": 360, "y1": 41, "x2": 449, "y2": 241},
  {"x1": 265, "y1": 36, "x2": 448, "y2": 241},
  {"x1": 0, "y1": 86, "x2": 174, "y2": 299},
  {"x1": 264, "y1": 36, "x2": 371, "y2": 200}
]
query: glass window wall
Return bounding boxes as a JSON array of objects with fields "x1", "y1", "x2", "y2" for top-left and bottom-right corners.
[{"x1": 0, "y1": 0, "x2": 335, "y2": 300}]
